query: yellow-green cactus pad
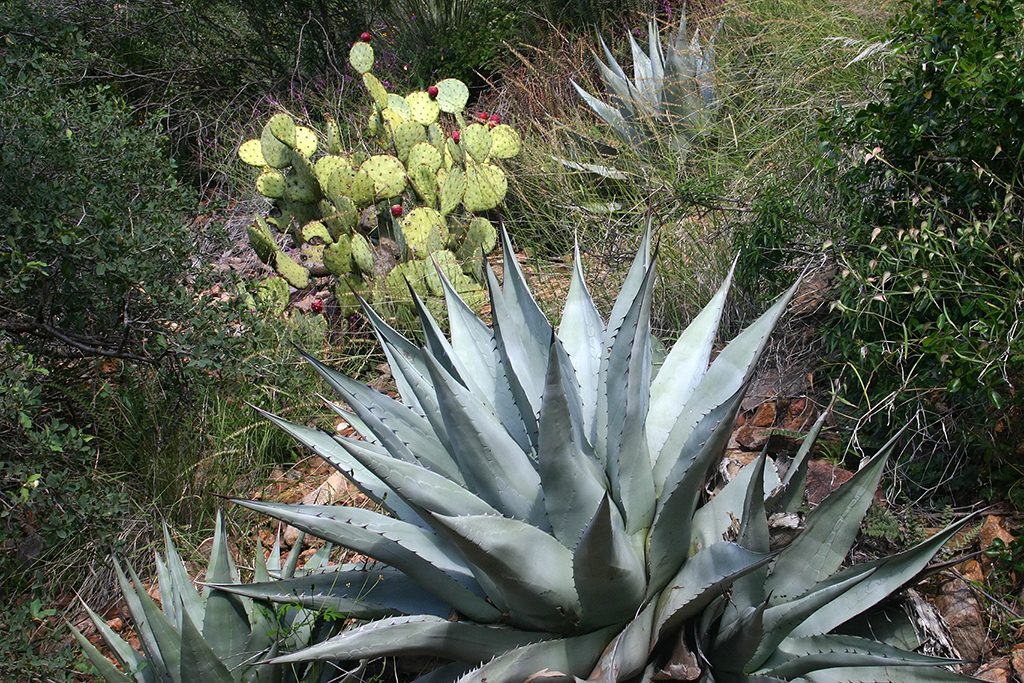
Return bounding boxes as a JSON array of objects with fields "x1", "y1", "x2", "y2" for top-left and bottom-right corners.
[
  {"x1": 349, "y1": 41, "x2": 374, "y2": 74},
  {"x1": 295, "y1": 126, "x2": 318, "y2": 157},
  {"x1": 380, "y1": 108, "x2": 405, "y2": 134},
  {"x1": 362, "y1": 72, "x2": 389, "y2": 109},
  {"x1": 256, "y1": 170, "x2": 286, "y2": 199},
  {"x1": 489, "y1": 124, "x2": 521, "y2": 159},
  {"x1": 438, "y1": 166, "x2": 467, "y2": 215},
  {"x1": 325, "y1": 115, "x2": 343, "y2": 155},
  {"x1": 392, "y1": 121, "x2": 427, "y2": 163},
  {"x1": 273, "y1": 249, "x2": 310, "y2": 289},
  {"x1": 327, "y1": 166, "x2": 375, "y2": 209},
  {"x1": 427, "y1": 122, "x2": 444, "y2": 147},
  {"x1": 350, "y1": 233, "x2": 375, "y2": 274},
  {"x1": 367, "y1": 111, "x2": 384, "y2": 137},
  {"x1": 300, "y1": 220, "x2": 333, "y2": 244},
  {"x1": 435, "y1": 78, "x2": 469, "y2": 113},
  {"x1": 399, "y1": 207, "x2": 449, "y2": 258},
  {"x1": 315, "y1": 155, "x2": 351, "y2": 187},
  {"x1": 268, "y1": 113, "x2": 296, "y2": 148},
  {"x1": 463, "y1": 123, "x2": 492, "y2": 163},
  {"x1": 406, "y1": 91, "x2": 441, "y2": 125},
  {"x1": 409, "y1": 165, "x2": 438, "y2": 208},
  {"x1": 463, "y1": 162, "x2": 507, "y2": 212},
  {"x1": 285, "y1": 151, "x2": 322, "y2": 203},
  {"x1": 445, "y1": 136, "x2": 465, "y2": 166},
  {"x1": 260, "y1": 123, "x2": 291, "y2": 168},
  {"x1": 463, "y1": 216, "x2": 497, "y2": 254},
  {"x1": 387, "y1": 94, "x2": 413, "y2": 122},
  {"x1": 384, "y1": 261, "x2": 422, "y2": 303},
  {"x1": 269, "y1": 198, "x2": 319, "y2": 234},
  {"x1": 238, "y1": 139, "x2": 267, "y2": 166},
  {"x1": 299, "y1": 242, "x2": 325, "y2": 273},
  {"x1": 361, "y1": 154, "x2": 407, "y2": 199},
  {"x1": 423, "y1": 249, "x2": 462, "y2": 297},
  {"x1": 322, "y1": 196, "x2": 358, "y2": 239},
  {"x1": 248, "y1": 216, "x2": 277, "y2": 265},
  {"x1": 408, "y1": 142, "x2": 443, "y2": 174},
  {"x1": 323, "y1": 237, "x2": 355, "y2": 276}
]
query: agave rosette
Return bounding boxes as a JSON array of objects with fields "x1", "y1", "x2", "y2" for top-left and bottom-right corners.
[
  {"x1": 215, "y1": 227, "x2": 976, "y2": 683},
  {"x1": 572, "y1": 8, "x2": 719, "y2": 152}
]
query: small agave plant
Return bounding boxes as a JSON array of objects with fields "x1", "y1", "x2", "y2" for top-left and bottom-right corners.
[
  {"x1": 201, "y1": 227, "x2": 979, "y2": 682},
  {"x1": 70, "y1": 512, "x2": 343, "y2": 682},
  {"x1": 572, "y1": 7, "x2": 719, "y2": 153}
]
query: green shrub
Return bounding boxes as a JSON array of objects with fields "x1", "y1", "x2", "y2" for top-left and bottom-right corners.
[{"x1": 819, "y1": 0, "x2": 1024, "y2": 502}]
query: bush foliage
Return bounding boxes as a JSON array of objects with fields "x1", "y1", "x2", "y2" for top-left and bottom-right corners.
[{"x1": 820, "y1": 0, "x2": 1024, "y2": 501}]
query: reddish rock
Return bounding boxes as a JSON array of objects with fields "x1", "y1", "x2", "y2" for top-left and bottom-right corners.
[
  {"x1": 751, "y1": 401, "x2": 777, "y2": 428},
  {"x1": 805, "y1": 460, "x2": 854, "y2": 506},
  {"x1": 935, "y1": 577, "x2": 988, "y2": 665},
  {"x1": 975, "y1": 656, "x2": 1011, "y2": 682},
  {"x1": 980, "y1": 515, "x2": 1015, "y2": 550}
]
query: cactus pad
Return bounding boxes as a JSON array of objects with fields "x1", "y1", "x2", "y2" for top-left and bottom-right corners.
[
  {"x1": 463, "y1": 123, "x2": 492, "y2": 163},
  {"x1": 333, "y1": 273, "x2": 370, "y2": 316},
  {"x1": 434, "y1": 78, "x2": 469, "y2": 113},
  {"x1": 489, "y1": 124, "x2": 521, "y2": 159},
  {"x1": 407, "y1": 142, "x2": 442, "y2": 174},
  {"x1": 463, "y1": 216, "x2": 497, "y2": 255},
  {"x1": 379, "y1": 108, "x2": 405, "y2": 135},
  {"x1": 285, "y1": 151, "x2": 322, "y2": 203},
  {"x1": 238, "y1": 139, "x2": 267, "y2": 166},
  {"x1": 392, "y1": 121, "x2": 427, "y2": 163},
  {"x1": 327, "y1": 166, "x2": 375, "y2": 209},
  {"x1": 361, "y1": 154, "x2": 407, "y2": 199},
  {"x1": 387, "y1": 94, "x2": 414, "y2": 122},
  {"x1": 256, "y1": 170, "x2": 286, "y2": 198},
  {"x1": 268, "y1": 113, "x2": 297, "y2": 148},
  {"x1": 300, "y1": 220, "x2": 333, "y2": 244},
  {"x1": 426, "y1": 122, "x2": 444, "y2": 147},
  {"x1": 445, "y1": 136, "x2": 464, "y2": 166},
  {"x1": 323, "y1": 237, "x2": 355, "y2": 276},
  {"x1": 409, "y1": 164, "x2": 438, "y2": 208},
  {"x1": 406, "y1": 91, "x2": 440, "y2": 125},
  {"x1": 269, "y1": 198, "x2": 319, "y2": 234},
  {"x1": 463, "y1": 162, "x2": 507, "y2": 212},
  {"x1": 350, "y1": 233, "x2": 375, "y2": 274},
  {"x1": 260, "y1": 123, "x2": 292, "y2": 168},
  {"x1": 248, "y1": 217, "x2": 277, "y2": 264},
  {"x1": 362, "y1": 73, "x2": 389, "y2": 109},
  {"x1": 273, "y1": 249, "x2": 310, "y2": 289},
  {"x1": 295, "y1": 127, "x2": 318, "y2": 157},
  {"x1": 325, "y1": 115, "x2": 343, "y2": 155},
  {"x1": 349, "y1": 41, "x2": 374, "y2": 74},
  {"x1": 399, "y1": 207, "x2": 449, "y2": 258},
  {"x1": 438, "y1": 166, "x2": 467, "y2": 215},
  {"x1": 322, "y1": 196, "x2": 358, "y2": 238},
  {"x1": 315, "y1": 155, "x2": 350, "y2": 187}
]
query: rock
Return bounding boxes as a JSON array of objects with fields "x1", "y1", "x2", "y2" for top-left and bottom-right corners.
[
  {"x1": 805, "y1": 460, "x2": 854, "y2": 506},
  {"x1": 975, "y1": 656, "x2": 1011, "y2": 682},
  {"x1": 980, "y1": 515, "x2": 1014, "y2": 550},
  {"x1": 751, "y1": 401, "x2": 776, "y2": 428},
  {"x1": 734, "y1": 425, "x2": 770, "y2": 451},
  {"x1": 934, "y1": 577, "x2": 988, "y2": 665},
  {"x1": 1011, "y1": 644, "x2": 1024, "y2": 680}
]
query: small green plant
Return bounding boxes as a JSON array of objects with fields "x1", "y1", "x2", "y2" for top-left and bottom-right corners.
[
  {"x1": 238, "y1": 37, "x2": 523, "y2": 321},
  {"x1": 72, "y1": 512, "x2": 342, "y2": 683},
  {"x1": 202, "y1": 228, "x2": 978, "y2": 682}
]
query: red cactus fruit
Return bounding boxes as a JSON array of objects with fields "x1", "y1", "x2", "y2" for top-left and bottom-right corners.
[
  {"x1": 360, "y1": 32, "x2": 372, "y2": 42},
  {"x1": 311, "y1": 299, "x2": 324, "y2": 314},
  {"x1": 477, "y1": 111, "x2": 489, "y2": 121},
  {"x1": 391, "y1": 204, "x2": 403, "y2": 217},
  {"x1": 428, "y1": 86, "x2": 439, "y2": 99},
  {"x1": 489, "y1": 114, "x2": 501, "y2": 124},
  {"x1": 451, "y1": 130, "x2": 461, "y2": 143}
]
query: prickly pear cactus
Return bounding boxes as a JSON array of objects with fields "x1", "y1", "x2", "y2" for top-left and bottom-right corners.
[{"x1": 236, "y1": 35, "x2": 522, "y2": 320}]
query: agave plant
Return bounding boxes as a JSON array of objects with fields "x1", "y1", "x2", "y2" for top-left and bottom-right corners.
[
  {"x1": 70, "y1": 512, "x2": 343, "y2": 683},
  {"x1": 203, "y1": 226, "x2": 979, "y2": 682},
  {"x1": 572, "y1": 7, "x2": 719, "y2": 152}
]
